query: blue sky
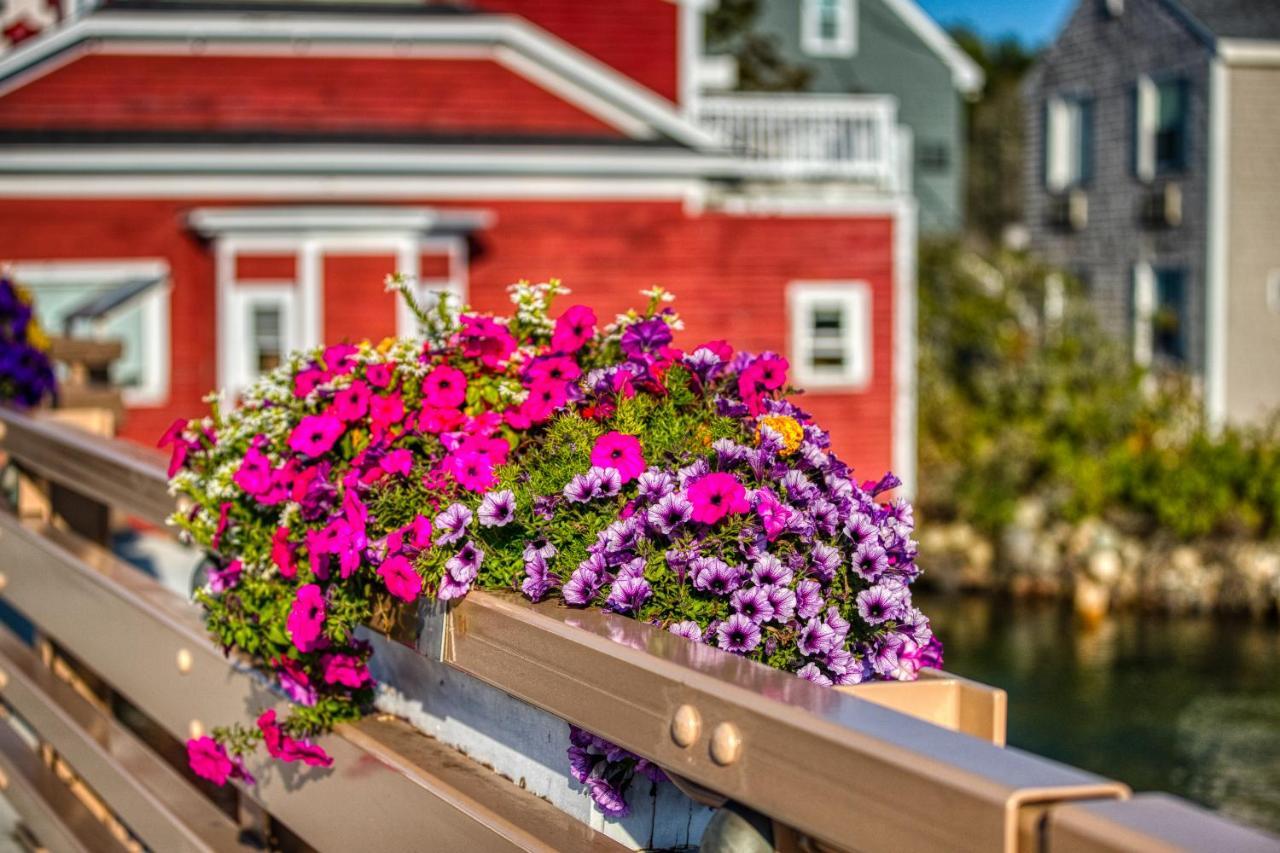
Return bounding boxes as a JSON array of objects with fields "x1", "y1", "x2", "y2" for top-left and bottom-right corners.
[{"x1": 916, "y1": 0, "x2": 1076, "y2": 46}]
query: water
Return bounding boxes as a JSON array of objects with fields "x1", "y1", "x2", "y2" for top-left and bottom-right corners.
[{"x1": 919, "y1": 593, "x2": 1280, "y2": 834}]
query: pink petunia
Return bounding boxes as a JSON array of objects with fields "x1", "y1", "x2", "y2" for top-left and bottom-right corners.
[
  {"x1": 321, "y1": 653, "x2": 372, "y2": 688},
  {"x1": 288, "y1": 413, "x2": 345, "y2": 457},
  {"x1": 286, "y1": 584, "x2": 326, "y2": 652},
  {"x1": 378, "y1": 554, "x2": 422, "y2": 602},
  {"x1": 212, "y1": 502, "x2": 232, "y2": 549},
  {"x1": 526, "y1": 355, "x2": 582, "y2": 386},
  {"x1": 551, "y1": 304, "x2": 597, "y2": 353},
  {"x1": 687, "y1": 473, "x2": 750, "y2": 525},
  {"x1": 271, "y1": 526, "x2": 297, "y2": 579},
  {"x1": 331, "y1": 380, "x2": 371, "y2": 422},
  {"x1": 369, "y1": 393, "x2": 405, "y2": 435},
  {"x1": 158, "y1": 418, "x2": 192, "y2": 477},
  {"x1": 257, "y1": 710, "x2": 333, "y2": 768},
  {"x1": 379, "y1": 448, "x2": 413, "y2": 477},
  {"x1": 590, "y1": 432, "x2": 647, "y2": 484},
  {"x1": 323, "y1": 343, "x2": 358, "y2": 374},
  {"x1": 521, "y1": 379, "x2": 569, "y2": 423},
  {"x1": 457, "y1": 315, "x2": 517, "y2": 368},
  {"x1": 698, "y1": 340, "x2": 733, "y2": 361},
  {"x1": 754, "y1": 489, "x2": 794, "y2": 541},
  {"x1": 293, "y1": 366, "x2": 326, "y2": 397},
  {"x1": 364, "y1": 361, "x2": 394, "y2": 389},
  {"x1": 186, "y1": 736, "x2": 234, "y2": 785},
  {"x1": 274, "y1": 656, "x2": 317, "y2": 706},
  {"x1": 738, "y1": 354, "x2": 789, "y2": 402},
  {"x1": 446, "y1": 449, "x2": 497, "y2": 492},
  {"x1": 422, "y1": 365, "x2": 468, "y2": 409},
  {"x1": 417, "y1": 405, "x2": 466, "y2": 434}
]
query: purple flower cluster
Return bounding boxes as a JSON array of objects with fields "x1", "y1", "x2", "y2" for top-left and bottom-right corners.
[
  {"x1": 567, "y1": 726, "x2": 666, "y2": 817},
  {"x1": 0, "y1": 277, "x2": 56, "y2": 408}
]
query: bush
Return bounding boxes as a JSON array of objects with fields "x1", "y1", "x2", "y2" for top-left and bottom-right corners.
[{"x1": 917, "y1": 240, "x2": 1280, "y2": 542}]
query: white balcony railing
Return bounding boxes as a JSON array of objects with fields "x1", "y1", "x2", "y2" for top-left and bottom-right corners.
[{"x1": 695, "y1": 93, "x2": 902, "y2": 190}]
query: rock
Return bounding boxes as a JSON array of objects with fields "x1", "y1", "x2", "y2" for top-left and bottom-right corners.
[
  {"x1": 1074, "y1": 578, "x2": 1110, "y2": 626},
  {"x1": 1012, "y1": 497, "x2": 1047, "y2": 532},
  {"x1": 1087, "y1": 547, "x2": 1123, "y2": 586}
]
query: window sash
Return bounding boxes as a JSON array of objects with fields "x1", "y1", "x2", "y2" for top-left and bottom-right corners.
[
  {"x1": 802, "y1": 0, "x2": 856, "y2": 56},
  {"x1": 788, "y1": 282, "x2": 871, "y2": 389}
]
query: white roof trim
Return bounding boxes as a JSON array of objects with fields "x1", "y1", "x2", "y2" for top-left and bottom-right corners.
[
  {"x1": 878, "y1": 0, "x2": 984, "y2": 93},
  {"x1": 1217, "y1": 38, "x2": 1280, "y2": 65},
  {"x1": 187, "y1": 206, "x2": 495, "y2": 236},
  {"x1": 0, "y1": 11, "x2": 717, "y2": 147}
]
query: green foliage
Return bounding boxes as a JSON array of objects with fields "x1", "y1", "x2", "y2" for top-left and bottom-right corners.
[
  {"x1": 918, "y1": 240, "x2": 1280, "y2": 541},
  {"x1": 705, "y1": 0, "x2": 813, "y2": 92}
]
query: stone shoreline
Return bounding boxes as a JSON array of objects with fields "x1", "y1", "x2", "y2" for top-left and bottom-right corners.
[{"x1": 918, "y1": 500, "x2": 1280, "y2": 621}]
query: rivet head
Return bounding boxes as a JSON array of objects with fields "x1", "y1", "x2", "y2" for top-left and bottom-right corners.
[
  {"x1": 176, "y1": 649, "x2": 193, "y2": 675},
  {"x1": 671, "y1": 704, "x2": 701, "y2": 748},
  {"x1": 188, "y1": 719, "x2": 205, "y2": 739},
  {"x1": 710, "y1": 722, "x2": 742, "y2": 766},
  {"x1": 0, "y1": 572, "x2": 8, "y2": 592}
]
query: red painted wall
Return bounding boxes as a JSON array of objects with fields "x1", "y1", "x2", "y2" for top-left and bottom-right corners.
[
  {"x1": 0, "y1": 54, "x2": 623, "y2": 137},
  {"x1": 477, "y1": 0, "x2": 680, "y2": 102},
  {"x1": 322, "y1": 253, "x2": 400, "y2": 345},
  {"x1": 0, "y1": 199, "x2": 897, "y2": 479}
]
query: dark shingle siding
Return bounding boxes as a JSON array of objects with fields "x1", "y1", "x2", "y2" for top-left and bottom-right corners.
[{"x1": 1170, "y1": 0, "x2": 1280, "y2": 40}]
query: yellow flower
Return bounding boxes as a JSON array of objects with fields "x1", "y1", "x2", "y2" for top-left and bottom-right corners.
[
  {"x1": 695, "y1": 424, "x2": 713, "y2": 447},
  {"x1": 756, "y1": 415, "x2": 803, "y2": 455}
]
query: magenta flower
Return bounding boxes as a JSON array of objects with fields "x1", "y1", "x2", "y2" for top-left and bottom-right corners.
[
  {"x1": 332, "y1": 380, "x2": 371, "y2": 422},
  {"x1": 551, "y1": 304, "x2": 597, "y2": 353},
  {"x1": 233, "y1": 441, "x2": 274, "y2": 496},
  {"x1": 716, "y1": 613, "x2": 761, "y2": 653},
  {"x1": 271, "y1": 527, "x2": 297, "y2": 579},
  {"x1": 379, "y1": 448, "x2": 413, "y2": 478},
  {"x1": 286, "y1": 584, "x2": 326, "y2": 652},
  {"x1": 522, "y1": 379, "x2": 569, "y2": 423},
  {"x1": 364, "y1": 361, "x2": 394, "y2": 388},
  {"x1": 526, "y1": 355, "x2": 582, "y2": 385},
  {"x1": 321, "y1": 653, "x2": 372, "y2": 688},
  {"x1": 378, "y1": 554, "x2": 422, "y2": 602},
  {"x1": 422, "y1": 365, "x2": 467, "y2": 409},
  {"x1": 288, "y1": 413, "x2": 345, "y2": 457},
  {"x1": 369, "y1": 393, "x2": 405, "y2": 435},
  {"x1": 274, "y1": 656, "x2": 317, "y2": 706},
  {"x1": 186, "y1": 736, "x2": 235, "y2": 785},
  {"x1": 258, "y1": 710, "x2": 333, "y2": 768},
  {"x1": 446, "y1": 449, "x2": 496, "y2": 492},
  {"x1": 205, "y1": 559, "x2": 240, "y2": 594},
  {"x1": 687, "y1": 472, "x2": 750, "y2": 524},
  {"x1": 590, "y1": 432, "x2": 647, "y2": 484},
  {"x1": 754, "y1": 489, "x2": 794, "y2": 541},
  {"x1": 457, "y1": 314, "x2": 517, "y2": 368}
]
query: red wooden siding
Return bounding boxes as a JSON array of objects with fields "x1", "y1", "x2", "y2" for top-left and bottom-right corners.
[
  {"x1": 477, "y1": 0, "x2": 680, "y2": 102},
  {"x1": 234, "y1": 254, "x2": 296, "y2": 282},
  {"x1": 0, "y1": 199, "x2": 897, "y2": 478},
  {"x1": 0, "y1": 54, "x2": 624, "y2": 137},
  {"x1": 322, "y1": 253, "x2": 400, "y2": 345}
]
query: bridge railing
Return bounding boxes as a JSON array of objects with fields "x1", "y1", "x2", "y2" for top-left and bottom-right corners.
[{"x1": 0, "y1": 407, "x2": 1276, "y2": 853}]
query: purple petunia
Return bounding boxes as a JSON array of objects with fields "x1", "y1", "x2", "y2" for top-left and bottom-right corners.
[
  {"x1": 809, "y1": 542, "x2": 841, "y2": 582},
  {"x1": 646, "y1": 491, "x2": 693, "y2": 535},
  {"x1": 668, "y1": 620, "x2": 704, "y2": 641},
  {"x1": 797, "y1": 662, "x2": 833, "y2": 687},
  {"x1": 716, "y1": 613, "x2": 762, "y2": 653},
  {"x1": 564, "y1": 470, "x2": 604, "y2": 503},
  {"x1": 521, "y1": 550, "x2": 558, "y2": 602},
  {"x1": 690, "y1": 557, "x2": 745, "y2": 597},
  {"x1": 619, "y1": 317, "x2": 672, "y2": 358},
  {"x1": 750, "y1": 554, "x2": 793, "y2": 587},
  {"x1": 844, "y1": 512, "x2": 878, "y2": 547},
  {"x1": 795, "y1": 579, "x2": 824, "y2": 620},
  {"x1": 635, "y1": 469, "x2": 675, "y2": 501},
  {"x1": 605, "y1": 576, "x2": 652, "y2": 614},
  {"x1": 478, "y1": 489, "x2": 516, "y2": 527},
  {"x1": 798, "y1": 616, "x2": 838, "y2": 657},
  {"x1": 446, "y1": 540, "x2": 484, "y2": 584},
  {"x1": 853, "y1": 541, "x2": 890, "y2": 582},
  {"x1": 434, "y1": 503, "x2": 473, "y2": 546},
  {"x1": 857, "y1": 585, "x2": 904, "y2": 625},
  {"x1": 763, "y1": 584, "x2": 797, "y2": 623},
  {"x1": 730, "y1": 586, "x2": 775, "y2": 623}
]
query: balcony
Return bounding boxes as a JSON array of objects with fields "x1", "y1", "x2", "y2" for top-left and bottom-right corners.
[{"x1": 694, "y1": 92, "x2": 906, "y2": 191}]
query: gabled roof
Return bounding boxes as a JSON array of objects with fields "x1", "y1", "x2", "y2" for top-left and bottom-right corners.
[
  {"x1": 879, "y1": 0, "x2": 984, "y2": 94},
  {"x1": 1170, "y1": 0, "x2": 1280, "y2": 41},
  {"x1": 0, "y1": 6, "x2": 717, "y2": 147}
]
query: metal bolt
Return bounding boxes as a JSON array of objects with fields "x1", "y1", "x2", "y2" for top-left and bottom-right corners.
[
  {"x1": 176, "y1": 649, "x2": 193, "y2": 675},
  {"x1": 710, "y1": 722, "x2": 742, "y2": 766},
  {"x1": 671, "y1": 704, "x2": 701, "y2": 748},
  {"x1": 0, "y1": 572, "x2": 8, "y2": 592}
]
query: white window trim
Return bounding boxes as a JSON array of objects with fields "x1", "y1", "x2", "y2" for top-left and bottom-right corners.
[
  {"x1": 1132, "y1": 262, "x2": 1156, "y2": 367},
  {"x1": 1046, "y1": 95, "x2": 1088, "y2": 191},
  {"x1": 1267, "y1": 270, "x2": 1280, "y2": 314},
  {"x1": 4, "y1": 258, "x2": 171, "y2": 407},
  {"x1": 788, "y1": 281, "x2": 872, "y2": 391},
  {"x1": 230, "y1": 284, "x2": 299, "y2": 393},
  {"x1": 1135, "y1": 74, "x2": 1158, "y2": 183},
  {"x1": 801, "y1": 0, "x2": 857, "y2": 58}
]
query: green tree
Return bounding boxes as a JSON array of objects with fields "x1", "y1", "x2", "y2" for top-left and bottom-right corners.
[{"x1": 706, "y1": 0, "x2": 812, "y2": 92}]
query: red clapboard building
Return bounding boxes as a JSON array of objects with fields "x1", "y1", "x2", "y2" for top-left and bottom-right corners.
[{"x1": 0, "y1": 0, "x2": 918, "y2": 492}]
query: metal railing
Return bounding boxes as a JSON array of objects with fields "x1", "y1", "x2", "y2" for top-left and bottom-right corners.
[
  {"x1": 0, "y1": 407, "x2": 1276, "y2": 852},
  {"x1": 694, "y1": 93, "x2": 901, "y2": 188}
]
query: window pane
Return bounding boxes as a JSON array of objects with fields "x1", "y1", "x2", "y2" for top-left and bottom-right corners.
[
  {"x1": 1155, "y1": 80, "x2": 1186, "y2": 171},
  {"x1": 810, "y1": 304, "x2": 845, "y2": 369},
  {"x1": 819, "y1": 0, "x2": 840, "y2": 38},
  {"x1": 1153, "y1": 269, "x2": 1186, "y2": 364},
  {"x1": 252, "y1": 305, "x2": 284, "y2": 373}
]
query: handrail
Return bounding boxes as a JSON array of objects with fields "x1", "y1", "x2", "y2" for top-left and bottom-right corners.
[{"x1": 2, "y1": 407, "x2": 1279, "y2": 853}]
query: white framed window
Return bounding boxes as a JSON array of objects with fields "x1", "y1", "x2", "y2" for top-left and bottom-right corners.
[
  {"x1": 4, "y1": 259, "x2": 171, "y2": 406},
  {"x1": 1135, "y1": 75, "x2": 1189, "y2": 181},
  {"x1": 226, "y1": 284, "x2": 300, "y2": 393},
  {"x1": 1045, "y1": 94, "x2": 1093, "y2": 191},
  {"x1": 801, "y1": 0, "x2": 857, "y2": 57},
  {"x1": 788, "y1": 281, "x2": 872, "y2": 390},
  {"x1": 1133, "y1": 263, "x2": 1188, "y2": 367}
]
